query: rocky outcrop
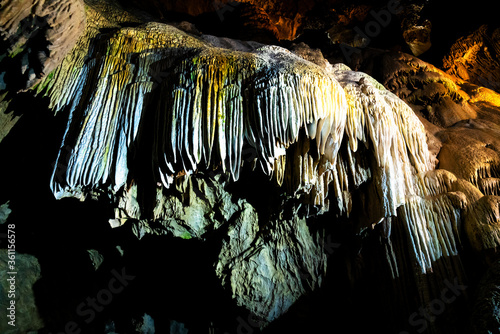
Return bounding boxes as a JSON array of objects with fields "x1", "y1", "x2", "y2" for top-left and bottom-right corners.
[
  {"x1": 329, "y1": 45, "x2": 500, "y2": 332},
  {"x1": 0, "y1": 250, "x2": 44, "y2": 334},
  {"x1": 0, "y1": 0, "x2": 86, "y2": 143},
  {"x1": 0, "y1": 201, "x2": 11, "y2": 225},
  {"x1": 216, "y1": 209, "x2": 328, "y2": 322},
  {"x1": 400, "y1": 3, "x2": 432, "y2": 56},
  {"x1": 338, "y1": 49, "x2": 500, "y2": 190},
  {"x1": 443, "y1": 25, "x2": 500, "y2": 93},
  {"x1": 0, "y1": 0, "x2": 86, "y2": 92},
  {"x1": 465, "y1": 196, "x2": 500, "y2": 254}
]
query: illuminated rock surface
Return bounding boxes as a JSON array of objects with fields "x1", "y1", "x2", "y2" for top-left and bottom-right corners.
[
  {"x1": 0, "y1": 0, "x2": 86, "y2": 92},
  {"x1": 0, "y1": 250, "x2": 44, "y2": 334},
  {"x1": 400, "y1": 3, "x2": 432, "y2": 56},
  {"x1": 443, "y1": 25, "x2": 500, "y2": 93},
  {"x1": 1, "y1": 0, "x2": 500, "y2": 333},
  {"x1": 41, "y1": 7, "x2": 466, "y2": 323},
  {"x1": 0, "y1": 0, "x2": 85, "y2": 142}
]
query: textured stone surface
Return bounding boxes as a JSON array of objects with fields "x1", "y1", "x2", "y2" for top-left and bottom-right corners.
[
  {"x1": 339, "y1": 49, "x2": 500, "y2": 197},
  {"x1": 400, "y1": 3, "x2": 432, "y2": 56},
  {"x1": 0, "y1": 0, "x2": 86, "y2": 92},
  {"x1": 0, "y1": 94, "x2": 20, "y2": 143},
  {"x1": 443, "y1": 25, "x2": 500, "y2": 93},
  {"x1": 40, "y1": 14, "x2": 475, "y2": 324},
  {"x1": 2, "y1": 1, "x2": 500, "y2": 333},
  {"x1": 437, "y1": 119, "x2": 500, "y2": 192},
  {"x1": 0, "y1": 201, "x2": 11, "y2": 225},
  {"x1": 47, "y1": 21, "x2": 348, "y2": 213},
  {"x1": 0, "y1": 250, "x2": 44, "y2": 333},
  {"x1": 133, "y1": 313, "x2": 155, "y2": 334},
  {"x1": 87, "y1": 249, "x2": 104, "y2": 270},
  {"x1": 343, "y1": 50, "x2": 478, "y2": 127},
  {"x1": 465, "y1": 196, "x2": 500, "y2": 253},
  {"x1": 125, "y1": 175, "x2": 244, "y2": 239},
  {"x1": 216, "y1": 210, "x2": 327, "y2": 322}
]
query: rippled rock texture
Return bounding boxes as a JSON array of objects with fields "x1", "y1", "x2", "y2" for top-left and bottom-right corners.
[{"x1": 0, "y1": 0, "x2": 86, "y2": 92}]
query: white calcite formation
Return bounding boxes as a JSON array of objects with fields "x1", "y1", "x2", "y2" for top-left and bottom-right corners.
[
  {"x1": 48, "y1": 23, "x2": 348, "y2": 207},
  {"x1": 43, "y1": 18, "x2": 476, "y2": 322}
]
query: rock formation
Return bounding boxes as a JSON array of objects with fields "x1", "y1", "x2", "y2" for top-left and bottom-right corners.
[
  {"x1": 400, "y1": 4, "x2": 432, "y2": 56},
  {"x1": 0, "y1": 251, "x2": 44, "y2": 333},
  {"x1": 40, "y1": 3, "x2": 466, "y2": 326},
  {"x1": 2, "y1": 0, "x2": 500, "y2": 333},
  {"x1": 443, "y1": 25, "x2": 500, "y2": 93},
  {"x1": 0, "y1": 0, "x2": 86, "y2": 142}
]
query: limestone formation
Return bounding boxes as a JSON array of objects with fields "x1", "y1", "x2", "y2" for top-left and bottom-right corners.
[
  {"x1": 443, "y1": 25, "x2": 500, "y2": 93},
  {"x1": 0, "y1": 0, "x2": 86, "y2": 143},
  {"x1": 0, "y1": 250, "x2": 44, "y2": 333},
  {"x1": 0, "y1": 201, "x2": 11, "y2": 224},
  {"x1": 47, "y1": 21, "x2": 348, "y2": 210},
  {"x1": 2, "y1": 1, "x2": 500, "y2": 333},
  {"x1": 0, "y1": 0, "x2": 86, "y2": 92},
  {"x1": 400, "y1": 3, "x2": 432, "y2": 56},
  {"x1": 341, "y1": 49, "x2": 500, "y2": 201},
  {"x1": 465, "y1": 195, "x2": 500, "y2": 253},
  {"x1": 40, "y1": 11, "x2": 476, "y2": 322}
]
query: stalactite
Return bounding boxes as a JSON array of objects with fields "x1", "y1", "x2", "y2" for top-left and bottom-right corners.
[
  {"x1": 479, "y1": 177, "x2": 500, "y2": 196},
  {"x1": 49, "y1": 24, "x2": 349, "y2": 209},
  {"x1": 45, "y1": 21, "x2": 476, "y2": 279},
  {"x1": 398, "y1": 194, "x2": 462, "y2": 273},
  {"x1": 465, "y1": 195, "x2": 500, "y2": 252},
  {"x1": 40, "y1": 19, "x2": 492, "y2": 325}
]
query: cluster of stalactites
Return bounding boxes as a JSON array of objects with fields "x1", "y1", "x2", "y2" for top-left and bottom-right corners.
[
  {"x1": 328, "y1": 66, "x2": 433, "y2": 218},
  {"x1": 153, "y1": 47, "x2": 348, "y2": 190},
  {"x1": 398, "y1": 194, "x2": 462, "y2": 273},
  {"x1": 266, "y1": 65, "x2": 436, "y2": 218},
  {"x1": 383, "y1": 169, "x2": 479, "y2": 278},
  {"x1": 46, "y1": 22, "x2": 448, "y2": 237},
  {"x1": 48, "y1": 25, "x2": 349, "y2": 204}
]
